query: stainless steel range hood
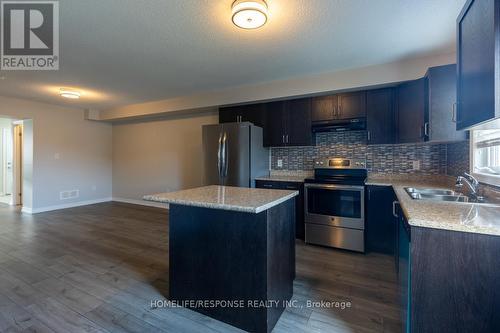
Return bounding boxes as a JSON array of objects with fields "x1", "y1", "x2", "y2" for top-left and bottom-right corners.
[{"x1": 312, "y1": 118, "x2": 367, "y2": 133}]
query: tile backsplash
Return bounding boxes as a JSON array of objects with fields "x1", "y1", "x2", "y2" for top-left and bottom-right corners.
[
  {"x1": 446, "y1": 141, "x2": 470, "y2": 177},
  {"x1": 270, "y1": 131, "x2": 469, "y2": 176}
]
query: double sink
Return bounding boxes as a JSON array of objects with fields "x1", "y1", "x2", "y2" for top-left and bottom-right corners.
[
  {"x1": 405, "y1": 187, "x2": 498, "y2": 206},
  {"x1": 405, "y1": 187, "x2": 469, "y2": 202}
]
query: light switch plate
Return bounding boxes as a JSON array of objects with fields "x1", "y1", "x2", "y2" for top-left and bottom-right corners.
[
  {"x1": 412, "y1": 160, "x2": 421, "y2": 170},
  {"x1": 277, "y1": 159, "x2": 283, "y2": 168}
]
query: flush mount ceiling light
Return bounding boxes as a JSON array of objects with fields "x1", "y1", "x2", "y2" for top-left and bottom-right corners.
[
  {"x1": 232, "y1": 0, "x2": 268, "y2": 29},
  {"x1": 59, "y1": 88, "x2": 81, "y2": 99}
]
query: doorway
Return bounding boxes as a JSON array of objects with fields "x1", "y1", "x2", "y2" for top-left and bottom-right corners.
[{"x1": 0, "y1": 118, "x2": 22, "y2": 206}]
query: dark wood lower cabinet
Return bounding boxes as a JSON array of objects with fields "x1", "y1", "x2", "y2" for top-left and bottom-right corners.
[
  {"x1": 365, "y1": 185, "x2": 397, "y2": 254},
  {"x1": 256, "y1": 180, "x2": 305, "y2": 240},
  {"x1": 396, "y1": 206, "x2": 411, "y2": 333},
  {"x1": 396, "y1": 214, "x2": 500, "y2": 333},
  {"x1": 169, "y1": 201, "x2": 295, "y2": 333}
]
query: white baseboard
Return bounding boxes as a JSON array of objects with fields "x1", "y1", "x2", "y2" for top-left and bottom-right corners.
[
  {"x1": 112, "y1": 197, "x2": 169, "y2": 209},
  {"x1": 22, "y1": 197, "x2": 113, "y2": 214}
]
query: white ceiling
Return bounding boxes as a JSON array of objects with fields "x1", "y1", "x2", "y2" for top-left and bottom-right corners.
[{"x1": 0, "y1": 0, "x2": 466, "y2": 110}]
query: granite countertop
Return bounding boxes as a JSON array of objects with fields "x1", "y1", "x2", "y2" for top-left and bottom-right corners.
[
  {"x1": 143, "y1": 185, "x2": 298, "y2": 214},
  {"x1": 255, "y1": 175, "x2": 308, "y2": 183},
  {"x1": 366, "y1": 175, "x2": 500, "y2": 236}
]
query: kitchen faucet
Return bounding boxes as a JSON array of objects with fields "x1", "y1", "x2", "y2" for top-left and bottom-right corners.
[{"x1": 456, "y1": 173, "x2": 483, "y2": 202}]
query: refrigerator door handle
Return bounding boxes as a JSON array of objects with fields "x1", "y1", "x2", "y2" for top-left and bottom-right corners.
[
  {"x1": 222, "y1": 132, "x2": 229, "y2": 178},
  {"x1": 217, "y1": 132, "x2": 223, "y2": 181}
]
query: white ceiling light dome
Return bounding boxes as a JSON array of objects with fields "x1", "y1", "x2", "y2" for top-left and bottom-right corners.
[
  {"x1": 232, "y1": 0, "x2": 269, "y2": 30},
  {"x1": 59, "y1": 88, "x2": 81, "y2": 99}
]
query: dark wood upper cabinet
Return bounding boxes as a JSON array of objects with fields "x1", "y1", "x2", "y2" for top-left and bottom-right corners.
[
  {"x1": 397, "y1": 78, "x2": 426, "y2": 143},
  {"x1": 337, "y1": 91, "x2": 367, "y2": 119},
  {"x1": 426, "y1": 64, "x2": 467, "y2": 142},
  {"x1": 457, "y1": 0, "x2": 500, "y2": 130},
  {"x1": 286, "y1": 98, "x2": 313, "y2": 146},
  {"x1": 264, "y1": 101, "x2": 287, "y2": 147},
  {"x1": 219, "y1": 104, "x2": 266, "y2": 128},
  {"x1": 312, "y1": 92, "x2": 366, "y2": 122},
  {"x1": 366, "y1": 88, "x2": 395, "y2": 145},
  {"x1": 219, "y1": 106, "x2": 239, "y2": 123},
  {"x1": 311, "y1": 95, "x2": 336, "y2": 122},
  {"x1": 264, "y1": 98, "x2": 313, "y2": 147}
]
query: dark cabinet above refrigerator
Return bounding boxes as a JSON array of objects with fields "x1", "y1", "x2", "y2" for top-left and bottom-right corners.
[{"x1": 219, "y1": 104, "x2": 266, "y2": 128}]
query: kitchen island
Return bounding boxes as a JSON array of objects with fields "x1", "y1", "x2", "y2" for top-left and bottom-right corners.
[{"x1": 144, "y1": 185, "x2": 298, "y2": 333}]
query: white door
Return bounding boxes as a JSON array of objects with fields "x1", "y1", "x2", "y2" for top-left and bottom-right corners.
[{"x1": 3, "y1": 128, "x2": 13, "y2": 195}]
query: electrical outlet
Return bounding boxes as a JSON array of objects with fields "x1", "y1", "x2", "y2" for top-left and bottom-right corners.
[
  {"x1": 60, "y1": 190, "x2": 79, "y2": 200},
  {"x1": 277, "y1": 159, "x2": 283, "y2": 168},
  {"x1": 412, "y1": 160, "x2": 421, "y2": 170}
]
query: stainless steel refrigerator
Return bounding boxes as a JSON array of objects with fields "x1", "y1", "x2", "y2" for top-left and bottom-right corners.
[{"x1": 202, "y1": 122, "x2": 269, "y2": 187}]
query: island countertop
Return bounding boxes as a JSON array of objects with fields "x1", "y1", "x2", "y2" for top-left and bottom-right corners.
[{"x1": 144, "y1": 185, "x2": 299, "y2": 214}]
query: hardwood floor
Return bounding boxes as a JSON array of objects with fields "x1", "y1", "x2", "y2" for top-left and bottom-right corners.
[{"x1": 0, "y1": 202, "x2": 401, "y2": 332}]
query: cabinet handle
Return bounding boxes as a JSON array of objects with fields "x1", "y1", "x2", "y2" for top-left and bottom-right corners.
[
  {"x1": 392, "y1": 201, "x2": 399, "y2": 218},
  {"x1": 424, "y1": 122, "x2": 430, "y2": 137},
  {"x1": 282, "y1": 135, "x2": 285, "y2": 144},
  {"x1": 367, "y1": 131, "x2": 371, "y2": 142},
  {"x1": 452, "y1": 103, "x2": 457, "y2": 123},
  {"x1": 263, "y1": 184, "x2": 273, "y2": 188},
  {"x1": 286, "y1": 134, "x2": 289, "y2": 144}
]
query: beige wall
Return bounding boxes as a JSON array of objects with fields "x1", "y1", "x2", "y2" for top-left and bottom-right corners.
[
  {"x1": 98, "y1": 52, "x2": 456, "y2": 121},
  {"x1": 0, "y1": 96, "x2": 112, "y2": 212},
  {"x1": 112, "y1": 111, "x2": 218, "y2": 204}
]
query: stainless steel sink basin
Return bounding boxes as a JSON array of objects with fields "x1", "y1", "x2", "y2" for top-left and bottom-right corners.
[
  {"x1": 405, "y1": 187, "x2": 470, "y2": 203},
  {"x1": 404, "y1": 187, "x2": 500, "y2": 207},
  {"x1": 405, "y1": 187, "x2": 457, "y2": 196},
  {"x1": 407, "y1": 192, "x2": 469, "y2": 202}
]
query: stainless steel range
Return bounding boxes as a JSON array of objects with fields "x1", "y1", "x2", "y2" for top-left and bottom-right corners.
[{"x1": 304, "y1": 158, "x2": 367, "y2": 252}]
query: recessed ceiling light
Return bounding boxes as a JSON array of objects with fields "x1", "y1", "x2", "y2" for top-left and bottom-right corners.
[
  {"x1": 59, "y1": 88, "x2": 81, "y2": 99},
  {"x1": 232, "y1": 0, "x2": 268, "y2": 30}
]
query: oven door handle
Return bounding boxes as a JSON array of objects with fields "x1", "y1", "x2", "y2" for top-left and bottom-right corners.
[{"x1": 304, "y1": 183, "x2": 365, "y2": 191}]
